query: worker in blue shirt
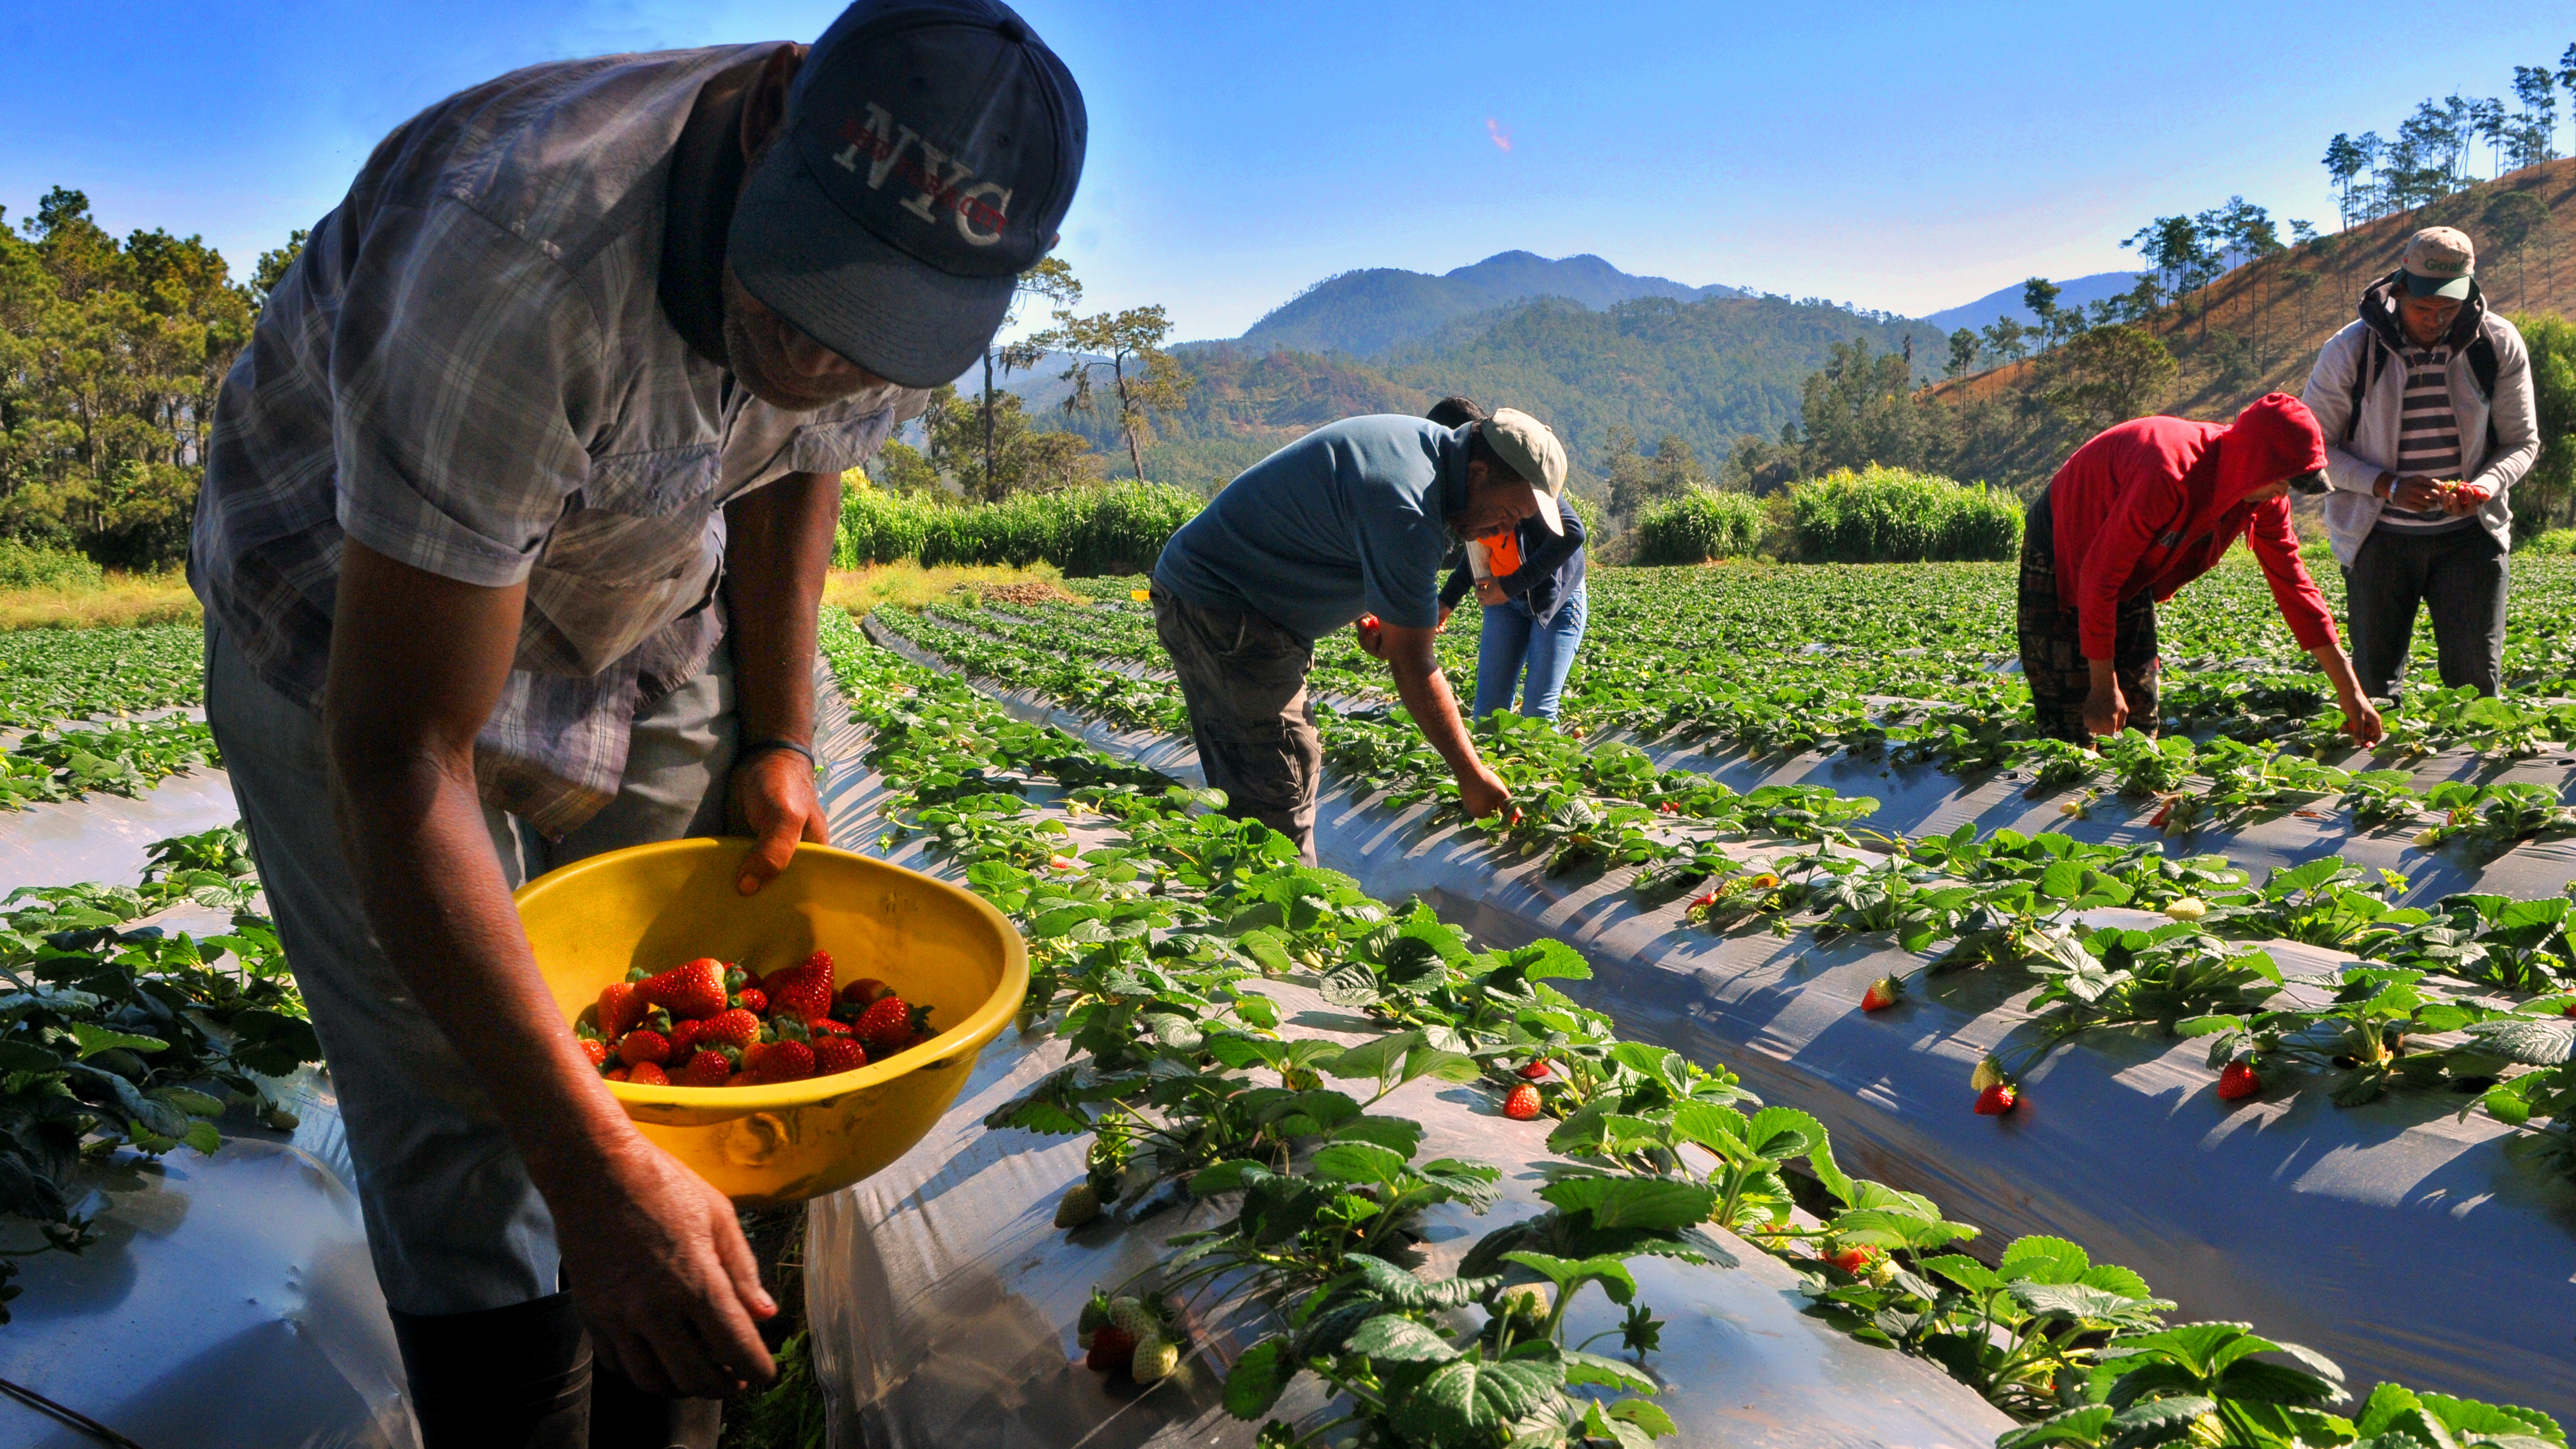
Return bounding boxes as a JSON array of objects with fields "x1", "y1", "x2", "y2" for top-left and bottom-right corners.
[{"x1": 1149, "y1": 409, "x2": 1570, "y2": 861}]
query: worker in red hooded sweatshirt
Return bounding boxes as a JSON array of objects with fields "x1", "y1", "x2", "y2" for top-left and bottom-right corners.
[{"x1": 2018, "y1": 393, "x2": 2386, "y2": 748}]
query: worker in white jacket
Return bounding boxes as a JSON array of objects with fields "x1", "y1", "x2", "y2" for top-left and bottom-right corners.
[{"x1": 2303, "y1": 225, "x2": 2538, "y2": 700}]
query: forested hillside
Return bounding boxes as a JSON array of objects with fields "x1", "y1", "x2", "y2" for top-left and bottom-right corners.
[{"x1": 1238, "y1": 249, "x2": 1742, "y2": 357}]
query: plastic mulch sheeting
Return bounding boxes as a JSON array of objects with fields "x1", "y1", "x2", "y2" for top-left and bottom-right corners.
[
  {"x1": 0, "y1": 765, "x2": 241, "y2": 898},
  {"x1": 797, "y1": 698, "x2": 2016, "y2": 1449},
  {"x1": 878, "y1": 632, "x2": 2576, "y2": 1427}
]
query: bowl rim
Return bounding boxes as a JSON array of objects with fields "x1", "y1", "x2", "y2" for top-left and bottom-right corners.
[{"x1": 515, "y1": 837, "x2": 1028, "y2": 1114}]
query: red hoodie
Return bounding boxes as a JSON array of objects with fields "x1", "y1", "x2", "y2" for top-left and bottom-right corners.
[{"x1": 2047, "y1": 393, "x2": 2338, "y2": 662}]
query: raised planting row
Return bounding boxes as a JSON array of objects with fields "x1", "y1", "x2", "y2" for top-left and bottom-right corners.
[
  {"x1": 863, "y1": 594, "x2": 2576, "y2": 1421},
  {"x1": 0, "y1": 824, "x2": 324, "y2": 1321},
  {"x1": 815, "y1": 606, "x2": 2568, "y2": 1449}
]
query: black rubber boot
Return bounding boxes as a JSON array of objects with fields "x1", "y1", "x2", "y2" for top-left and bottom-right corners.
[
  {"x1": 389, "y1": 1292, "x2": 592, "y2": 1448},
  {"x1": 589, "y1": 1362, "x2": 723, "y2": 1449}
]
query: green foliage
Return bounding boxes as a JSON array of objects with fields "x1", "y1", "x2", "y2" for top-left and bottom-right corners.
[
  {"x1": 1628, "y1": 488, "x2": 1763, "y2": 564},
  {"x1": 1785, "y1": 467, "x2": 2023, "y2": 562},
  {"x1": 0, "y1": 621, "x2": 202, "y2": 724},
  {"x1": 834, "y1": 477, "x2": 1201, "y2": 577},
  {"x1": 2516, "y1": 312, "x2": 2576, "y2": 535},
  {"x1": 0, "y1": 540, "x2": 102, "y2": 591}
]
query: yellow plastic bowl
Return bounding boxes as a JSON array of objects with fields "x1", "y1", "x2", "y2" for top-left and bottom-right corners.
[{"x1": 515, "y1": 838, "x2": 1027, "y2": 1208}]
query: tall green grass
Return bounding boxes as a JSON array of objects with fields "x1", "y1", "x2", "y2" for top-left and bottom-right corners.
[
  {"x1": 0, "y1": 541, "x2": 104, "y2": 591},
  {"x1": 1629, "y1": 489, "x2": 1764, "y2": 563},
  {"x1": 1785, "y1": 466, "x2": 2022, "y2": 563},
  {"x1": 834, "y1": 478, "x2": 1202, "y2": 577}
]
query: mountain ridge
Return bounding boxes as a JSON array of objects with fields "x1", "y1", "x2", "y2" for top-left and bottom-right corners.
[{"x1": 1233, "y1": 249, "x2": 1747, "y2": 358}]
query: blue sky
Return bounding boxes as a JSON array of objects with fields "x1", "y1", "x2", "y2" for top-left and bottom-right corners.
[{"x1": 4, "y1": 2, "x2": 2571, "y2": 339}]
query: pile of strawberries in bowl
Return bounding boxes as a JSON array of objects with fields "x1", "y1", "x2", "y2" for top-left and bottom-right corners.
[{"x1": 574, "y1": 950, "x2": 935, "y2": 1088}]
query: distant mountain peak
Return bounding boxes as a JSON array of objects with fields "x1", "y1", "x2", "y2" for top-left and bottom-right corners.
[{"x1": 1238, "y1": 251, "x2": 1745, "y2": 359}]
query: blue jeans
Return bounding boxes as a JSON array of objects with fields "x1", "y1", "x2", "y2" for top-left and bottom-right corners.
[{"x1": 1472, "y1": 583, "x2": 1588, "y2": 721}]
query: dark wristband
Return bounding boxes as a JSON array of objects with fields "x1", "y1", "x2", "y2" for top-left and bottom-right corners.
[{"x1": 738, "y1": 737, "x2": 818, "y2": 771}]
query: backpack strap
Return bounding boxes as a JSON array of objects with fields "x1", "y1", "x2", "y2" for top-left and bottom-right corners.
[
  {"x1": 2468, "y1": 328, "x2": 2500, "y2": 463},
  {"x1": 2341, "y1": 332, "x2": 2386, "y2": 449}
]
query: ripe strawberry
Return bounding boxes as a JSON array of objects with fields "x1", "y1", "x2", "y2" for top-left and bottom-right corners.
[
  {"x1": 679, "y1": 1049, "x2": 732, "y2": 1087},
  {"x1": 854, "y1": 994, "x2": 916, "y2": 1056},
  {"x1": 1823, "y1": 1246, "x2": 1874, "y2": 1275},
  {"x1": 669, "y1": 1018, "x2": 702, "y2": 1054},
  {"x1": 1516, "y1": 1059, "x2": 1551, "y2": 1080},
  {"x1": 1861, "y1": 976, "x2": 1901, "y2": 1012},
  {"x1": 597, "y1": 982, "x2": 646, "y2": 1039},
  {"x1": 1084, "y1": 1326, "x2": 1135, "y2": 1373},
  {"x1": 697, "y1": 1008, "x2": 761, "y2": 1052},
  {"x1": 604, "y1": 1066, "x2": 630, "y2": 1082},
  {"x1": 839, "y1": 977, "x2": 892, "y2": 1006},
  {"x1": 627, "y1": 1060, "x2": 669, "y2": 1087},
  {"x1": 812, "y1": 1037, "x2": 867, "y2": 1075},
  {"x1": 579, "y1": 1038, "x2": 609, "y2": 1068},
  {"x1": 1973, "y1": 1083, "x2": 2018, "y2": 1116},
  {"x1": 2216, "y1": 1060, "x2": 2262, "y2": 1102},
  {"x1": 811, "y1": 1016, "x2": 854, "y2": 1037},
  {"x1": 2561, "y1": 997, "x2": 2576, "y2": 1019},
  {"x1": 639, "y1": 958, "x2": 728, "y2": 1021},
  {"x1": 1501, "y1": 1083, "x2": 1542, "y2": 1120},
  {"x1": 747, "y1": 1039, "x2": 815, "y2": 1084},
  {"x1": 617, "y1": 1030, "x2": 671, "y2": 1068},
  {"x1": 801, "y1": 950, "x2": 835, "y2": 976},
  {"x1": 768, "y1": 967, "x2": 835, "y2": 1025},
  {"x1": 904, "y1": 1030, "x2": 938, "y2": 1053},
  {"x1": 734, "y1": 987, "x2": 768, "y2": 1017}
]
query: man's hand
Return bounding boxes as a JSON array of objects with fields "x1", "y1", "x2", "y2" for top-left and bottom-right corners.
[
  {"x1": 2339, "y1": 693, "x2": 2387, "y2": 747},
  {"x1": 556, "y1": 1138, "x2": 777, "y2": 1399},
  {"x1": 731, "y1": 746, "x2": 830, "y2": 895},
  {"x1": 2387, "y1": 475, "x2": 2449, "y2": 512},
  {"x1": 1474, "y1": 578, "x2": 1508, "y2": 607},
  {"x1": 1355, "y1": 614, "x2": 1387, "y2": 658},
  {"x1": 2082, "y1": 659, "x2": 2127, "y2": 738},
  {"x1": 2310, "y1": 643, "x2": 2387, "y2": 750},
  {"x1": 1457, "y1": 761, "x2": 1511, "y2": 819}
]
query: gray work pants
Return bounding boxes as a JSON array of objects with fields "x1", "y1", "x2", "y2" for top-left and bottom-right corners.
[
  {"x1": 204, "y1": 625, "x2": 739, "y2": 1316},
  {"x1": 1150, "y1": 590, "x2": 1322, "y2": 865},
  {"x1": 2341, "y1": 525, "x2": 2508, "y2": 700}
]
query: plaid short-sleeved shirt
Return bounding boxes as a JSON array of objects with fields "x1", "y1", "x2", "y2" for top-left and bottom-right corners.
[{"x1": 192, "y1": 45, "x2": 923, "y2": 837}]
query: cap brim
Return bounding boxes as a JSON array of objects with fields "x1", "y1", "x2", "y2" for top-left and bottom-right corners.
[
  {"x1": 728, "y1": 145, "x2": 1015, "y2": 390},
  {"x1": 1530, "y1": 490, "x2": 1565, "y2": 535},
  {"x1": 2403, "y1": 270, "x2": 2474, "y2": 301}
]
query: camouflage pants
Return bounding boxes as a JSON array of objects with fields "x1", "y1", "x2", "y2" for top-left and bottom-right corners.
[
  {"x1": 2018, "y1": 490, "x2": 2159, "y2": 744},
  {"x1": 1151, "y1": 589, "x2": 1323, "y2": 865}
]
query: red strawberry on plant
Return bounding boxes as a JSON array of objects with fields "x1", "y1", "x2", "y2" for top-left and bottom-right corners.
[
  {"x1": 1084, "y1": 1325, "x2": 1136, "y2": 1373},
  {"x1": 854, "y1": 994, "x2": 917, "y2": 1056},
  {"x1": 2216, "y1": 1060, "x2": 2262, "y2": 1101},
  {"x1": 1973, "y1": 1083, "x2": 2018, "y2": 1116},
  {"x1": 1823, "y1": 1246, "x2": 1874, "y2": 1275},
  {"x1": 812, "y1": 1037, "x2": 867, "y2": 1076},
  {"x1": 2561, "y1": 997, "x2": 2576, "y2": 1019},
  {"x1": 734, "y1": 986, "x2": 768, "y2": 1017},
  {"x1": 597, "y1": 982, "x2": 645, "y2": 1039},
  {"x1": 1516, "y1": 1059, "x2": 1551, "y2": 1080},
  {"x1": 627, "y1": 1060, "x2": 669, "y2": 1087},
  {"x1": 1861, "y1": 976, "x2": 1901, "y2": 1012},
  {"x1": 1501, "y1": 1083, "x2": 1542, "y2": 1120},
  {"x1": 639, "y1": 958, "x2": 728, "y2": 1021},
  {"x1": 618, "y1": 1030, "x2": 671, "y2": 1068},
  {"x1": 679, "y1": 1050, "x2": 732, "y2": 1087},
  {"x1": 747, "y1": 1040, "x2": 815, "y2": 1084}
]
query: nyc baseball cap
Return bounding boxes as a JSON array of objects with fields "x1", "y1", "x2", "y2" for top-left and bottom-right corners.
[
  {"x1": 1480, "y1": 410, "x2": 1570, "y2": 536},
  {"x1": 2401, "y1": 226, "x2": 2475, "y2": 300},
  {"x1": 729, "y1": 0, "x2": 1087, "y2": 389}
]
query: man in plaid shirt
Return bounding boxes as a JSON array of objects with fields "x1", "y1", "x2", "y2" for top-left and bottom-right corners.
[{"x1": 187, "y1": 2, "x2": 1084, "y2": 1441}]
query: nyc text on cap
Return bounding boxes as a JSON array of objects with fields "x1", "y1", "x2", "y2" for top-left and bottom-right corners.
[{"x1": 729, "y1": 0, "x2": 1087, "y2": 389}]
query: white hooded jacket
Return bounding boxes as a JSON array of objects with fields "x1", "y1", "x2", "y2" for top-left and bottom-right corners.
[{"x1": 2300, "y1": 271, "x2": 2538, "y2": 568}]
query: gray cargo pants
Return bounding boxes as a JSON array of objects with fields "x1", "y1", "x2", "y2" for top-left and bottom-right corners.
[
  {"x1": 2342, "y1": 524, "x2": 2508, "y2": 700},
  {"x1": 1150, "y1": 589, "x2": 1323, "y2": 865},
  {"x1": 204, "y1": 624, "x2": 740, "y2": 1316}
]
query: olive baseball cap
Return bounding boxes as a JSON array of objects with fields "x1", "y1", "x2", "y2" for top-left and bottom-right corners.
[
  {"x1": 729, "y1": 0, "x2": 1087, "y2": 389},
  {"x1": 2401, "y1": 226, "x2": 2475, "y2": 300},
  {"x1": 1479, "y1": 409, "x2": 1570, "y2": 536}
]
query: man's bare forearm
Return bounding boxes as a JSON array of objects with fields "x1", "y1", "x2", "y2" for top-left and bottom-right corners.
[
  {"x1": 723, "y1": 470, "x2": 842, "y2": 746},
  {"x1": 323, "y1": 544, "x2": 633, "y2": 1199},
  {"x1": 1389, "y1": 655, "x2": 1481, "y2": 779}
]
